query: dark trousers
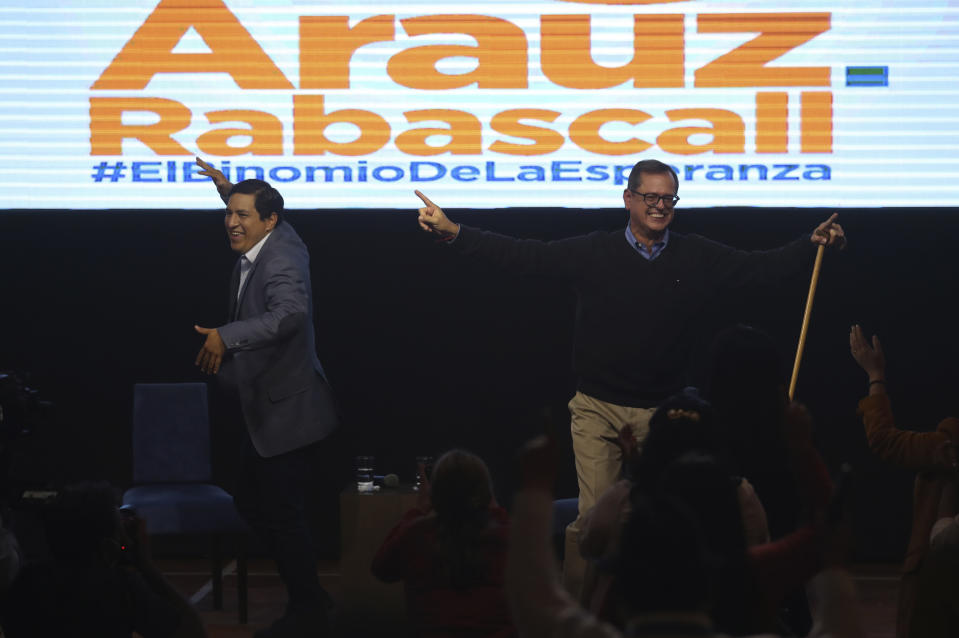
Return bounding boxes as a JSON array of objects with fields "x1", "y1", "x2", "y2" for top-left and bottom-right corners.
[{"x1": 234, "y1": 431, "x2": 330, "y2": 614}]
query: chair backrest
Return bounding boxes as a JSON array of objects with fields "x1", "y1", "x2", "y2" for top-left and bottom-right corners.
[{"x1": 132, "y1": 382, "x2": 211, "y2": 484}]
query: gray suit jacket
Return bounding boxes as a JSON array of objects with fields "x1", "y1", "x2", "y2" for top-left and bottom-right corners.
[{"x1": 217, "y1": 221, "x2": 338, "y2": 457}]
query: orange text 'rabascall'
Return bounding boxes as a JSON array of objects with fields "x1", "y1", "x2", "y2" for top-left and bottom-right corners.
[{"x1": 89, "y1": 93, "x2": 832, "y2": 157}]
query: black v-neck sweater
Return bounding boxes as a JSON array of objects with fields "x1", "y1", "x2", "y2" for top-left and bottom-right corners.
[{"x1": 454, "y1": 225, "x2": 814, "y2": 407}]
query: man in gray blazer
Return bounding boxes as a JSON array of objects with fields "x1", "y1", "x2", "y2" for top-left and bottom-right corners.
[{"x1": 195, "y1": 170, "x2": 338, "y2": 637}]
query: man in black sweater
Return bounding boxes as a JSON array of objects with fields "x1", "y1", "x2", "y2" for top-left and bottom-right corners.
[{"x1": 414, "y1": 159, "x2": 845, "y2": 598}]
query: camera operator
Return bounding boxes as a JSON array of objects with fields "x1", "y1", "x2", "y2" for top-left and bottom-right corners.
[{"x1": 0, "y1": 482, "x2": 205, "y2": 638}]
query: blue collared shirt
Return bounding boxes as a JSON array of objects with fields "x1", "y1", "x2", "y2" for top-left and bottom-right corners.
[{"x1": 625, "y1": 226, "x2": 669, "y2": 261}]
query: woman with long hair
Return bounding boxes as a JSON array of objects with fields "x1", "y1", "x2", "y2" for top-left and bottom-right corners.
[{"x1": 372, "y1": 449, "x2": 514, "y2": 638}]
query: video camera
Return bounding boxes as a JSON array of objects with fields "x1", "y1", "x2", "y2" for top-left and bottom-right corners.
[
  {"x1": 0, "y1": 371, "x2": 50, "y2": 441},
  {"x1": 0, "y1": 372, "x2": 53, "y2": 512}
]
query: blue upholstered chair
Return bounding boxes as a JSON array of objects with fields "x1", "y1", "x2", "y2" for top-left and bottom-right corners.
[
  {"x1": 552, "y1": 497, "x2": 579, "y2": 561},
  {"x1": 122, "y1": 382, "x2": 249, "y2": 623}
]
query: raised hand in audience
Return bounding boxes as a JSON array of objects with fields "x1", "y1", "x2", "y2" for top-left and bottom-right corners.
[{"x1": 849, "y1": 324, "x2": 886, "y2": 390}]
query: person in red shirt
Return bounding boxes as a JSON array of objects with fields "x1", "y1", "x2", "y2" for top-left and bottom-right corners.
[{"x1": 371, "y1": 449, "x2": 515, "y2": 638}]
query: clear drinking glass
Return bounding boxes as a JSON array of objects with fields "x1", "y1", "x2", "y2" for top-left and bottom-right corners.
[{"x1": 355, "y1": 455, "x2": 375, "y2": 493}]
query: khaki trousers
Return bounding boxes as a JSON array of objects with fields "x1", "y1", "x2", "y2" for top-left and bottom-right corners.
[{"x1": 563, "y1": 391, "x2": 655, "y2": 600}]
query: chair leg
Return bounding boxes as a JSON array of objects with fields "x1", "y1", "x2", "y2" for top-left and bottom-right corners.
[
  {"x1": 237, "y1": 536, "x2": 248, "y2": 624},
  {"x1": 211, "y1": 535, "x2": 223, "y2": 610}
]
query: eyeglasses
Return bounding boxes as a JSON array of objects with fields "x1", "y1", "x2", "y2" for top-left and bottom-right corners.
[{"x1": 629, "y1": 189, "x2": 680, "y2": 207}]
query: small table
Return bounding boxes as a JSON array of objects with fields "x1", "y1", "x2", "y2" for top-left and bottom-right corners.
[{"x1": 338, "y1": 486, "x2": 420, "y2": 631}]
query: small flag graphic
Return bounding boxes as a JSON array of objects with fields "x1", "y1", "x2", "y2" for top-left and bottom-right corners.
[{"x1": 846, "y1": 66, "x2": 888, "y2": 87}]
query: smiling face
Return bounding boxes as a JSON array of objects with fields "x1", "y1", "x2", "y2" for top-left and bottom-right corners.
[
  {"x1": 623, "y1": 171, "x2": 679, "y2": 247},
  {"x1": 224, "y1": 192, "x2": 276, "y2": 254}
]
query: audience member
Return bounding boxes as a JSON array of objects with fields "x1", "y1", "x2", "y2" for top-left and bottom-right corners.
[
  {"x1": 705, "y1": 326, "x2": 813, "y2": 537},
  {"x1": 371, "y1": 449, "x2": 514, "y2": 638},
  {"x1": 506, "y1": 436, "x2": 864, "y2": 638},
  {"x1": 642, "y1": 451, "x2": 764, "y2": 634},
  {"x1": 849, "y1": 324, "x2": 959, "y2": 638},
  {"x1": 578, "y1": 392, "x2": 770, "y2": 632},
  {"x1": 910, "y1": 476, "x2": 959, "y2": 638},
  {"x1": 703, "y1": 325, "x2": 833, "y2": 633},
  {"x1": 0, "y1": 482, "x2": 205, "y2": 638},
  {"x1": 581, "y1": 392, "x2": 818, "y2": 633}
]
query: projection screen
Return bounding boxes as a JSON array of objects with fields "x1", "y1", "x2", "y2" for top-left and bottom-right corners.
[{"x1": 1, "y1": 0, "x2": 957, "y2": 209}]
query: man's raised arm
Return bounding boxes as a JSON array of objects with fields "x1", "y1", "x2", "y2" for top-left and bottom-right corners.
[
  {"x1": 415, "y1": 190, "x2": 459, "y2": 241},
  {"x1": 195, "y1": 157, "x2": 233, "y2": 204}
]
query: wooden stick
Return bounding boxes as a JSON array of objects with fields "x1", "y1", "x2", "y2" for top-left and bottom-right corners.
[{"x1": 788, "y1": 244, "x2": 825, "y2": 400}]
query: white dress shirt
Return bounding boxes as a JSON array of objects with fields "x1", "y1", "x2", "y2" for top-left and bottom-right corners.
[{"x1": 237, "y1": 230, "x2": 272, "y2": 301}]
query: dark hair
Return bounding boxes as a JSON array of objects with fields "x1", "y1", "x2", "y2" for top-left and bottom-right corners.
[
  {"x1": 703, "y1": 323, "x2": 799, "y2": 539},
  {"x1": 429, "y1": 449, "x2": 500, "y2": 590},
  {"x1": 627, "y1": 159, "x2": 679, "y2": 193},
  {"x1": 622, "y1": 453, "x2": 762, "y2": 632},
  {"x1": 616, "y1": 491, "x2": 712, "y2": 613},
  {"x1": 228, "y1": 179, "x2": 284, "y2": 224},
  {"x1": 42, "y1": 482, "x2": 120, "y2": 563},
  {"x1": 628, "y1": 390, "x2": 722, "y2": 484}
]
